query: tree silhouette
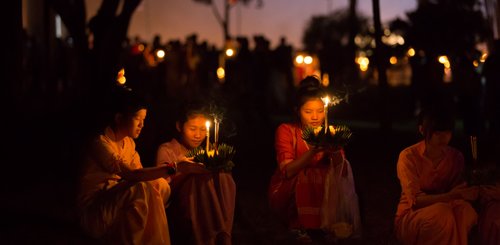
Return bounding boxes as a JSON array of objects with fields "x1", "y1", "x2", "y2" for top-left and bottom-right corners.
[
  {"x1": 404, "y1": 0, "x2": 490, "y2": 135},
  {"x1": 193, "y1": 0, "x2": 263, "y2": 43},
  {"x1": 49, "y1": 0, "x2": 143, "y2": 93},
  {"x1": 302, "y1": 8, "x2": 369, "y2": 87},
  {"x1": 406, "y1": 0, "x2": 489, "y2": 58}
]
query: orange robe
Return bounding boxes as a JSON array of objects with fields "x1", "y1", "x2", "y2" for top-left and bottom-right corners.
[
  {"x1": 479, "y1": 186, "x2": 500, "y2": 245},
  {"x1": 78, "y1": 127, "x2": 171, "y2": 245},
  {"x1": 268, "y1": 123, "x2": 330, "y2": 229},
  {"x1": 156, "y1": 138, "x2": 236, "y2": 245},
  {"x1": 395, "y1": 141, "x2": 477, "y2": 245}
]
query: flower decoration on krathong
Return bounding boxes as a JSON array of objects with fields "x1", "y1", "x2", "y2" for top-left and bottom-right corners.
[
  {"x1": 185, "y1": 143, "x2": 236, "y2": 172},
  {"x1": 302, "y1": 124, "x2": 352, "y2": 148}
]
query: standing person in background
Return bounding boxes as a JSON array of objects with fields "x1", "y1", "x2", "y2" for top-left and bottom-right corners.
[
  {"x1": 78, "y1": 86, "x2": 175, "y2": 244},
  {"x1": 394, "y1": 107, "x2": 478, "y2": 245},
  {"x1": 156, "y1": 100, "x2": 236, "y2": 245},
  {"x1": 268, "y1": 76, "x2": 356, "y2": 243}
]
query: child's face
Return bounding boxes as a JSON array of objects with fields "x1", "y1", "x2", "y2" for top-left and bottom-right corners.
[
  {"x1": 299, "y1": 98, "x2": 325, "y2": 128},
  {"x1": 120, "y1": 109, "x2": 147, "y2": 139},
  {"x1": 179, "y1": 114, "x2": 208, "y2": 149}
]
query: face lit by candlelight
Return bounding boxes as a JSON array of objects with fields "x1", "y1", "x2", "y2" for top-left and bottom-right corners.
[
  {"x1": 299, "y1": 98, "x2": 325, "y2": 128},
  {"x1": 177, "y1": 114, "x2": 208, "y2": 149},
  {"x1": 117, "y1": 109, "x2": 147, "y2": 139}
]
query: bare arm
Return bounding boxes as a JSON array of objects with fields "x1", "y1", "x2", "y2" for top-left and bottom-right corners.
[
  {"x1": 414, "y1": 182, "x2": 479, "y2": 209},
  {"x1": 282, "y1": 147, "x2": 322, "y2": 178},
  {"x1": 118, "y1": 163, "x2": 175, "y2": 182}
]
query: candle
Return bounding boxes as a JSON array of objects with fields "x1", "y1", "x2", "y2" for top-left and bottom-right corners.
[
  {"x1": 214, "y1": 118, "x2": 219, "y2": 146},
  {"x1": 470, "y1": 136, "x2": 477, "y2": 164},
  {"x1": 206, "y1": 121, "x2": 211, "y2": 152},
  {"x1": 322, "y1": 96, "x2": 330, "y2": 133}
]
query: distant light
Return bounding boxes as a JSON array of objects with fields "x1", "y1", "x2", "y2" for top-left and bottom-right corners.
[
  {"x1": 304, "y1": 56, "x2": 313, "y2": 64},
  {"x1": 480, "y1": 53, "x2": 488, "y2": 63},
  {"x1": 138, "y1": 44, "x2": 145, "y2": 52},
  {"x1": 356, "y1": 57, "x2": 369, "y2": 72},
  {"x1": 225, "y1": 48, "x2": 234, "y2": 57},
  {"x1": 217, "y1": 67, "x2": 225, "y2": 80},
  {"x1": 473, "y1": 60, "x2": 479, "y2": 67},
  {"x1": 407, "y1": 48, "x2": 415, "y2": 57},
  {"x1": 438, "y1": 55, "x2": 450, "y2": 68},
  {"x1": 295, "y1": 55, "x2": 304, "y2": 64},
  {"x1": 322, "y1": 73, "x2": 330, "y2": 87},
  {"x1": 397, "y1": 36, "x2": 405, "y2": 45},
  {"x1": 156, "y1": 49, "x2": 165, "y2": 59},
  {"x1": 389, "y1": 56, "x2": 398, "y2": 65},
  {"x1": 55, "y1": 15, "x2": 62, "y2": 38}
]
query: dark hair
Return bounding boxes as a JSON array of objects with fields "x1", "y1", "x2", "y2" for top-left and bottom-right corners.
[
  {"x1": 294, "y1": 75, "x2": 327, "y2": 110},
  {"x1": 176, "y1": 100, "x2": 209, "y2": 127},
  {"x1": 418, "y1": 107, "x2": 455, "y2": 140},
  {"x1": 109, "y1": 87, "x2": 148, "y2": 119}
]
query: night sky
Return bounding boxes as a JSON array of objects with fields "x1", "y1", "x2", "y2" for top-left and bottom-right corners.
[{"x1": 86, "y1": 0, "x2": 417, "y2": 49}]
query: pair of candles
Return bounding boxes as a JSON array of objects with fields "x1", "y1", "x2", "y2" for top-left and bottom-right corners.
[{"x1": 205, "y1": 118, "x2": 220, "y2": 152}]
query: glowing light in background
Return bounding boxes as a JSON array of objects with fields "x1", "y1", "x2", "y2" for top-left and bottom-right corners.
[
  {"x1": 225, "y1": 48, "x2": 235, "y2": 57},
  {"x1": 438, "y1": 55, "x2": 452, "y2": 83},
  {"x1": 156, "y1": 49, "x2": 165, "y2": 59},
  {"x1": 356, "y1": 56, "x2": 370, "y2": 72},
  {"x1": 389, "y1": 56, "x2": 398, "y2": 65},
  {"x1": 295, "y1": 55, "x2": 304, "y2": 64},
  {"x1": 407, "y1": 48, "x2": 415, "y2": 57},
  {"x1": 304, "y1": 56, "x2": 313, "y2": 65},
  {"x1": 217, "y1": 67, "x2": 225, "y2": 80}
]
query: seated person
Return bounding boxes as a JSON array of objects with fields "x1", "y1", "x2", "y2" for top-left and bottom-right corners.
[
  {"x1": 77, "y1": 87, "x2": 175, "y2": 244},
  {"x1": 394, "y1": 107, "x2": 478, "y2": 245},
  {"x1": 268, "y1": 76, "x2": 356, "y2": 243},
  {"x1": 478, "y1": 163, "x2": 500, "y2": 245},
  {"x1": 156, "y1": 101, "x2": 236, "y2": 245}
]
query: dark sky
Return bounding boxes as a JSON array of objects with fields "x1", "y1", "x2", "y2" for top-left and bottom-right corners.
[{"x1": 86, "y1": 0, "x2": 416, "y2": 49}]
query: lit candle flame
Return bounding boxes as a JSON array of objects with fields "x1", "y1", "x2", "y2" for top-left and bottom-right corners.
[{"x1": 205, "y1": 121, "x2": 211, "y2": 152}]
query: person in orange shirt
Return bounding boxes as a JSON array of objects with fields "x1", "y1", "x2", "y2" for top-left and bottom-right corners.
[
  {"x1": 268, "y1": 76, "x2": 354, "y2": 243},
  {"x1": 78, "y1": 87, "x2": 175, "y2": 244},
  {"x1": 394, "y1": 107, "x2": 479, "y2": 245}
]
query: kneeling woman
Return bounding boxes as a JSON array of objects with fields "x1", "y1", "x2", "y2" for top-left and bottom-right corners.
[
  {"x1": 268, "y1": 76, "x2": 357, "y2": 242},
  {"x1": 156, "y1": 101, "x2": 236, "y2": 245},
  {"x1": 394, "y1": 108, "x2": 479, "y2": 245},
  {"x1": 78, "y1": 88, "x2": 174, "y2": 244}
]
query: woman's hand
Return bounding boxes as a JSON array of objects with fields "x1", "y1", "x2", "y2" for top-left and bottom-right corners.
[
  {"x1": 450, "y1": 182, "x2": 479, "y2": 201},
  {"x1": 480, "y1": 184, "x2": 500, "y2": 202},
  {"x1": 176, "y1": 160, "x2": 209, "y2": 175}
]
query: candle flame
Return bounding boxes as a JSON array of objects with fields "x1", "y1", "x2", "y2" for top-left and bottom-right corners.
[
  {"x1": 322, "y1": 96, "x2": 330, "y2": 106},
  {"x1": 205, "y1": 121, "x2": 211, "y2": 128}
]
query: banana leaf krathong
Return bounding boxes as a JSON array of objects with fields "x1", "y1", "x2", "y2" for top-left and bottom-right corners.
[
  {"x1": 185, "y1": 143, "x2": 236, "y2": 172},
  {"x1": 302, "y1": 124, "x2": 352, "y2": 148}
]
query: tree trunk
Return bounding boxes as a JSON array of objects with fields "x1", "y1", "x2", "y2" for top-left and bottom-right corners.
[{"x1": 372, "y1": 0, "x2": 391, "y2": 132}]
